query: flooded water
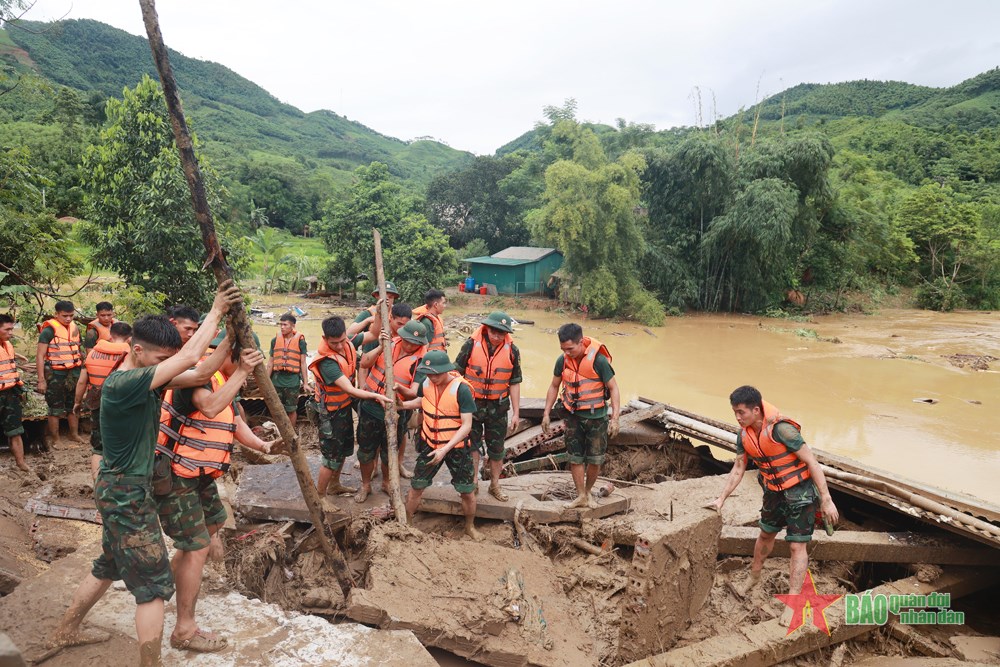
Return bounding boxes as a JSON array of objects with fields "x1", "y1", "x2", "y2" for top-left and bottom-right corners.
[{"x1": 253, "y1": 297, "x2": 1000, "y2": 506}]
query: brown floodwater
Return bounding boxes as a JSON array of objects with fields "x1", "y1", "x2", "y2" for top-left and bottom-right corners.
[{"x1": 250, "y1": 298, "x2": 1000, "y2": 506}]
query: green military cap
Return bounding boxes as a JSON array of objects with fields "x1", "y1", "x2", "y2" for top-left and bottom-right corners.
[
  {"x1": 481, "y1": 311, "x2": 514, "y2": 334},
  {"x1": 418, "y1": 350, "x2": 455, "y2": 375},
  {"x1": 398, "y1": 320, "x2": 428, "y2": 345},
  {"x1": 371, "y1": 281, "x2": 401, "y2": 298}
]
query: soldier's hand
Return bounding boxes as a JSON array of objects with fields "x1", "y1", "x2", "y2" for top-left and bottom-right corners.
[
  {"x1": 541, "y1": 413, "x2": 551, "y2": 435},
  {"x1": 507, "y1": 410, "x2": 520, "y2": 435},
  {"x1": 212, "y1": 280, "x2": 243, "y2": 314},
  {"x1": 262, "y1": 438, "x2": 283, "y2": 455},
  {"x1": 239, "y1": 348, "x2": 265, "y2": 372},
  {"x1": 72, "y1": 402, "x2": 83, "y2": 416},
  {"x1": 35, "y1": 379, "x2": 46, "y2": 394},
  {"x1": 379, "y1": 330, "x2": 390, "y2": 343},
  {"x1": 608, "y1": 417, "x2": 620, "y2": 439},
  {"x1": 821, "y1": 497, "x2": 839, "y2": 526},
  {"x1": 429, "y1": 446, "x2": 449, "y2": 466},
  {"x1": 703, "y1": 498, "x2": 723, "y2": 512}
]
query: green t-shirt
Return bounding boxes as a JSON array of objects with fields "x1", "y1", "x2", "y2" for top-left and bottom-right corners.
[
  {"x1": 99, "y1": 366, "x2": 163, "y2": 478},
  {"x1": 317, "y1": 357, "x2": 344, "y2": 385},
  {"x1": 354, "y1": 308, "x2": 374, "y2": 325},
  {"x1": 359, "y1": 351, "x2": 420, "y2": 421},
  {"x1": 269, "y1": 335, "x2": 308, "y2": 388},
  {"x1": 553, "y1": 353, "x2": 615, "y2": 419},
  {"x1": 38, "y1": 325, "x2": 80, "y2": 376},
  {"x1": 735, "y1": 421, "x2": 805, "y2": 457},
  {"x1": 83, "y1": 328, "x2": 100, "y2": 350},
  {"x1": 415, "y1": 378, "x2": 477, "y2": 414}
]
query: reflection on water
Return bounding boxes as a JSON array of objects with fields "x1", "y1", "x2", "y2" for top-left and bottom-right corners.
[{"x1": 252, "y1": 297, "x2": 1000, "y2": 505}]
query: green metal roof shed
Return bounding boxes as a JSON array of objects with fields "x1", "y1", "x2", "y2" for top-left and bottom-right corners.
[{"x1": 463, "y1": 247, "x2": 563, "y2": 295}]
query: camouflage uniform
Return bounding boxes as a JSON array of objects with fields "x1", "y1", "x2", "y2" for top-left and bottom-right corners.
[
  {"x1": 156, "y1": 473, "x2": 228, "y2": 551},
  {"x1": 564, "y1": 412, "x2": 609, "y2": 466},
  {"x1": 92, "y1": 475, "x2": 175, "y2": 603},
  {"x1": 275, "y1": 384, "x2": 300, "y2": 413},
  {"x1": 44, "y1": 366, "x2": 80, "y2": 417},
  {"x1": 470, "y1": 398, "x2": 509, "y2": 462},
  {"x1": 759, "y1": 478, "x2": 819, "y2": 542},
  {"x1": 410, "y1": 437, "x2": 476, "y2": 494},
  {"x1": 356, "y1": 409, "x2": 408, "y2": 465},
  {"x1": 0, "y1": 387, "x2": 25, "y2": 438},
  {"x1": 316, "y1": 403, "x2": 355, "y2": 471}
]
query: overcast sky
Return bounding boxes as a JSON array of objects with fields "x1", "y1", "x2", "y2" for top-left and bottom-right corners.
[{"x1": 21, "y1": 0, "x2": 1000, "y2": 155}]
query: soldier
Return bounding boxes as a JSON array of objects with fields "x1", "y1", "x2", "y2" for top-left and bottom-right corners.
[
  {"x1": 48, "y1": 281, "x2": 241, "y2": 667},
  {"x1": 0, "y1": 313, "x2": 30, "y2": 472},
  {"x1": 412, "y1": 289, "x2": 447, "y2": 352},
  {"x1": 167, "y1": 305, "x2": 201, "y2": 345},
  {"x1": 35, "y1": 300, "x2": 84, "y2": 446},
  {"x1": 83, "y1": 302, "x2": 117, "y2": 352},
  {"x1": 541, "y1": 323, "x2": 620, "y2": 509},
  {"x1": 399, "y1": 350, "x2": 480, "y2": 540},
  {"x1": 455, "y1": 311, "x2": 522, "y2": 501},
  {"x1": 310, "y1": 316, "x2": 391, "y2": 496},
  {"x1": 354, "y1": 319, "x2": 427, "y2": 503},
  {"x1": 267, "y1": 313, "x2": 309, "y2": 425},
  {"x1": 74, "y1": 321, "x2": 132, "y2": 480}
]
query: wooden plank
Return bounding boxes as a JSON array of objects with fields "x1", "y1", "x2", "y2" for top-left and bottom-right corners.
[
  {"x1": 517, "y1": 397, "x2": 548, "y2": 419},
  {"x1": 502, "y1": 452, "x2": 569, "y2": 475},
  {"x1": 626, "y1": 567, "x2": 1000, "y2": 667},
  {"x1": 503, "y1": 421, "x2": 565, "y2": 459},
  {"x1": 24, "y1": 497, "x2": 101, "y2": 524},
  {"x1": 719, "y1": 526, "x2": 997, "y2": 565}
]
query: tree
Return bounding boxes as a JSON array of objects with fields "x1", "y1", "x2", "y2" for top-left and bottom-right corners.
[
  {"x1": 79, "y1": 75, "x2": 246, "y2": 309},
  {"x1": 250, "y1": 227, "x2": 291, "y2": 294}
]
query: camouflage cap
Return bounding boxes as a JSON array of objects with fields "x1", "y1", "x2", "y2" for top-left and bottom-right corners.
[
  {"x1": 418, "y1": 350, "x2": 455, "y2": 375},
  {"x1": 481, "y1": 311, "x2": 514, "y2": 334},
  {"x1": 397, "y1": 319, "x2": 427, "y2": 345},
  {"x1": 371, "y1": 281, "x2": 401, "y2": 298}
]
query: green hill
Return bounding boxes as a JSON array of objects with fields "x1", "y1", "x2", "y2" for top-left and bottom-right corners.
[{"x1": 0, "y1": 19, "x2": 472, "y2": 188}]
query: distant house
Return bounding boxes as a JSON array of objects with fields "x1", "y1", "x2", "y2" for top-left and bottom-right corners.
[{"x1": 463, "y1": 247, "x2": 563, "y2": 295}]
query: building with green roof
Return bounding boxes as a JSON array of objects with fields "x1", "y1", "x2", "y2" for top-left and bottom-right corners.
[{"x1": 462, "y1": 247, "x2": 563, "y2": 295}]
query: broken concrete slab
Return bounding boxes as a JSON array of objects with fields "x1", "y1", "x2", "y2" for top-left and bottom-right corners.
[
  {"x1": 0, "y1": 633, "x2": 26, "y2": 667},
  {"x1": 24, "y1": 496, "x2": 101, "y2": 524},
  {"x1": 418, "y1": 472, "x2": 629, "y2": 523},
  {"x1": 503, "y1": 422, "x2": 566, "y2": 459},
  {"x1": 719, "y1": 526, "x2": 998, "y2": 565},
  {"x1": 347, "y1": 525, "x2": 594, "y2": 667},
  {"x1": 0, "y1": 543, "x2": 437, "y2": 667},
  {"x1": 951, "y1": 635, "x2": 1000, "y2": 663},
  {"x1": 617, "y1": 509, "x2": 722, "y2": 663},
  {"x1": 626, "y1": 567, "x2": 1000, "y2": 667},
  {"x1": 615, "y1": 473, "x2": 763, "y2": 532}
]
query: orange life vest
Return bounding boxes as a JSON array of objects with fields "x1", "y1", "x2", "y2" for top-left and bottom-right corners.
[
  {"x1": 40, "y1": 319, "x2": 82, "y2": 370},
  {"x1": 82, "y1": 339, "x2": 129, "y2": 407},
  {"x1": 156, "y1": 371, "x2": 237, "y2": 478},
  {"x1": 412, "y1": 305, "x2": 446, "y2": 352},
  {"x1": 365, "y1": 339, "x2": 425, "y2": 395},
  {"x1": 420, "y1": 374, "x2": 471, "y2": 449},
  {"x1": 560, "y1": 337, "x2": 612, "y2": 413},
  {"x1": 464, "y1": 326, "x2": 514, "y2": 401},
  {"x1": 0, "y1": 341, "x2": 23, "y2": 391},
  {"x1": 272, "y1": 331, "x2": 304, "y2": 373},
  {"x1": 739, "y1": 401, "x2": 811, "y2": 492},
  {"x1": 86, "y1": 319, "x2": 115, "y2": 343},
  {"x1": 309, "y1": 338, "x2": 356, "y2": 412}
]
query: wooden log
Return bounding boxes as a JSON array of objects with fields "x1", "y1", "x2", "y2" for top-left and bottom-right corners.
[
  {"x1": 626, "y1": 567, "x2": 1000, "y2": 667},
  {"x1": 718, "y1": 526, "x2": 998, "y2": 566},
  {"x1": 138, "y1": 0, "x2": 354, "y2": 597},
  {"x1": 502, "y1": 452, "x2": 569, "y2": 475}
]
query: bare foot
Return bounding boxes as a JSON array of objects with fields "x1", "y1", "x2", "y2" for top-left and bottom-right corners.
[
  {"x1": 399, "y1": 466, "x2": 413, "y2": 479},
  {"x1": 69, "y1": 433, "x2": 87, "y2": 444},
  {"x1": 380, "y1": 483, "x2": 391, "y2": 496},
  {"x1": 728, "y1": 570, "x2": 762, "y2": 599},
  {"x1": 488, "y1": 485, "x2": 509, "y2": 502},
  {"x1": 50, "y1": 627, "x2": 111, "y2": 649},
  {"x1": 586, "y1": 496, "x2": 599, "y2": 509},
  {"x1": 778, "y1": 605, "x2": 794, "y2": 627},
  {"x1": 465, "y1": 524, "x2": 483, "y2": 541},
  {"x1": 327, "y1": 483, "x2": 358, "y2": 495},
  {"x1": 354, "y1": 485, "x2": 371, "y2": 504},
  {"x1": 565, "y1": 495, "x2": 589, "y2": 509},
  {"x1": 16, "y1": 461, "x2": 31, "y2": 473}
]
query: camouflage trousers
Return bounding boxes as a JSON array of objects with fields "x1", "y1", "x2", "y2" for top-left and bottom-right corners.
[
  {"x1": 89, "y1": 408, "x2": 103, "y2": 455},
  {"x1": 410, "y1": 437, "x2": 476, "y2": 494},
  {"x1": 44, "y1": 366, "x2": 79, "y2": 417},
  {"x1": 156, "y1": 473, "x2": 227, "y2": 551},
  {"x1": 564, "y1": 412, "x2": 609, "y2": 466},
  {"x1": 276, "y1": 384, "x2": 300, "y2": 413},
  {"x1": 356, "y1": 410, "x2": 408, "y2": 465},
  {"x1": 0, "y1": 387, "x2": 24, "y2": 437},
  {"x1": 470, "y1": 398, "x2": 509, "y2": 462},
  {"x1": 317, "y1": 405, "x2": 355, "y2": 471},
  {"x1": 92, "y1": 474, "x2": 174, "y2": 604},
  {"x1": 759, "y1": 478, "x2": 819, "y2": 542}
]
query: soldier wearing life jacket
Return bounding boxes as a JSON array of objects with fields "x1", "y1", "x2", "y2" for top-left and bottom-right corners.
[
  {"x1": 351, "y1": 280, "x2": 401, "y2": 335},
  {"x1": 84, "y1": 301, "x2": 117, "y2": 352},
  {"x1": 310, "y1": 316, "x2": 391, "y2": 497},
  {"x1": 355, "y1": 318, "x2": 427, "y2": 504},
  {"x1": 412, "y1": 289, "x2": 447, "y2": 353},
  {"x1": 74, "y1": 321, "x2": 132, "y2": 480},
  {"x1": 267, "y1": 313, "x2": 309, "y2": 426},
  {"x1": 455, "y1": 311, "x2": 523, "y2": 502},
  {"x1": 542, "y1": 323, "x2": 621, "y2": 510},
  {"x1": 0, "y1": 313, "x2": 30, "y2": 472},
  {"x1": 155, "y1": 333, "x2": 277, "y2": 654},
  {"x1": 398, "y1": 350, "x2": 481, "y2": 541},
  {"x1": 35, "y1": 300, "x2": 85, "y2": 447},
  {"x1": 708, "y1": 385, "x2": 839, "y2": 627}
]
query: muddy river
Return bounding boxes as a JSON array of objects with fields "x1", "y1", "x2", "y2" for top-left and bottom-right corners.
[{"x1": 250, "y1": 299, "x2": 1000, "y2": 505}]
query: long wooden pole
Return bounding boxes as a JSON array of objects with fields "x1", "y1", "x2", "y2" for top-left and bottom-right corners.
[
  {"x1": 138, "y1": 0, "x2": 354, "y2": 597},
  {"x1": 372, "y1": 229, "x2": 407, "y2": 524}
]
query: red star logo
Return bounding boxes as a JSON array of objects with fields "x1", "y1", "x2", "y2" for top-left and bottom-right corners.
[{"x1": 774, "y1": 570, "x2": 843, "y2": 635}]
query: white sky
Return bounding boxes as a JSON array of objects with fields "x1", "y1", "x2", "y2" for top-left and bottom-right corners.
[{"x1": 20, "y1": 0, "x2": 1000, "y2": 155}]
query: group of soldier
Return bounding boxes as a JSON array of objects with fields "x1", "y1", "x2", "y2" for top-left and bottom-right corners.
[{"x1": 0, "y1": 276, "x2": 839, "y2": 661}]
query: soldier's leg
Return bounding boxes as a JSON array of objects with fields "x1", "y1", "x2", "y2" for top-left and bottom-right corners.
[
  {"x1": 355, "y1": 412, "x2": 384, "y2": 503},
  {"x1": 484, "y1": 402, "x2": 509, "y2": 501},
  {"x1": 2, "y1": 391, "x2": 29, "y2": 471},
  {"x1": 444, "y1": 446, "x2": 480, "y2": 540},
  {"x1": 582, "y1": 415, "x2": 609, "y2": 507},
  {"x1": 65, "y1": 370, "x2": 83, "y2": 442}
]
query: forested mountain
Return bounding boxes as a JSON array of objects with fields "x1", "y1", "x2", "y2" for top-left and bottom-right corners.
[{"x1": 0, "y1": 19, "x2": 472, "y2": 189}]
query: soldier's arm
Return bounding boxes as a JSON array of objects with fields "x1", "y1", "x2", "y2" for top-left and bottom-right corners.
[
  {"x1": 795, "y1": 444, "x2": 839, "y2": 524},
  {"x1": 189, "y1": 349, "x2": 261, "y2": 418},
  {"x1": 73, "y1": 367, "x2": 89, "y2": 412},
  {"x1": 165, "y1": 338, "x2": 232, "y2": 390},
  {"x1": 709, "y1": 451, "x2": 748, "y2": 511},
  {"x1": 35, "y1": 341, "x2": 47, "y2": 392},
  {"x1": 334, "y1": 375, "x2": 389, "y2": 404}
]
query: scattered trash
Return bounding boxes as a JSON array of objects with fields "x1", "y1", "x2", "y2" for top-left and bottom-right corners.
[{"x1": 912, "y1": 397, "x2": 939, "y2": 404}]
